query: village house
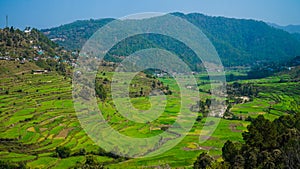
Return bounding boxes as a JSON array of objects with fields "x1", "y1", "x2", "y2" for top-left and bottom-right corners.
[{"x1": 32, "y1": 70, "x2": 49, "y2": 75}]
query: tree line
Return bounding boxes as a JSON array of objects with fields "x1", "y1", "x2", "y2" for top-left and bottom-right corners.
[{"x1": 194, "y1": 113, "x2": 300, "y2": 169}]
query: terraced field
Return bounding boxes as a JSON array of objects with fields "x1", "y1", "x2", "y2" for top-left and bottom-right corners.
[
  {"x1": 230, "y1": 77, "x2": 300, "y2": 121},
  {"x1": 0, "y1": 61, "x2": 299, "y2": 168}
]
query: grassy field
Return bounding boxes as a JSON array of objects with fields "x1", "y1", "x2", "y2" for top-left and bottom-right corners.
[{"x1": 0, "y1": 61, "x2": 299, "y2": 168}]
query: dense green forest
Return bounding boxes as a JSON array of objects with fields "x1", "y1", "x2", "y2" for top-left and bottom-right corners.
[
  {"x1": 42, "y1": 18, "x2": 114, "y2": 50},
  {"x1": 269, "y1": 23, "x2": 300, "y2": 34},
  {"x1": 42, "y1": 13, "x2": 300, "y2": 67}
]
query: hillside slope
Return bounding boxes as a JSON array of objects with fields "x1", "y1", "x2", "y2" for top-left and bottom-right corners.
[
  {"x1": 0, "y1": 27, "x2": 61, "y2": 59},
  {"x1": 41, "y1": 13, "x2": 300, "y2": 67},
  {"x1": 0, "y1": 27, "x2": 75, "y2": 76},
  {"x1": 268, "y1": 23, "x2": 300, "y2": 42},
  {"x1": 42, "y1": 18, "x2": 114, "y2": 50},
  {"x1": 268, "y1": 23, "x2": 300, "y2": 34},
  {"x1": 175, "y1": 13, "x2": 300, "y2": 66}
]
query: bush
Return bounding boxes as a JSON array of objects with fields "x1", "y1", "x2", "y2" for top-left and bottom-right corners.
[
  {"x1": 196, "y1": 116, "x2": 202, "y2": 122},
  {"x1": 245, "y1": 116, "x2": 253, "y2": 122},
  {"x1": 78, "y1": 148, "x2": 86, "y2": 155},
  {"x1": 56, "y1": 146, "x2": 71, "y2": 158},
  {"x1": 95, "y1": 83, "x2": 107, "y2": 100},
  {"x1": 0, "y1": 160, "x2": 26, "y2": 169},
  {"x1": 75, "y1": 155, "x2": 104, "y2": 169},
  {"x1": 193, "y1": 152, "x2": 214, "y2": 169},
  {"x1": 161, "y1": 126, "x2": 169, "y2": 131}
]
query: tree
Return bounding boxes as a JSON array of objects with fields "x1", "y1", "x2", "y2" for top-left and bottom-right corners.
[
  {"x1": 95, "y1": 82, "x2": 107, "y2": 101},
  {"x1": 228, "y1": 73, "x2": 234, "y2": 81},
  {"x1": 10, "y1": 26, "x2": 14, "y2": 33},
  {"x1": 0, "y1": 160, "x2": 26, "y2": 169},
  {"x1": 220, "y1": 114, "x2": 300, "y2": 169},
  {"x1": 75, "y1": 155, "x2": 104, "y2": 169},
  {"x1": 232, "y1": 155, "x2": 245, "y2": 169},
  {"x1": 196, "y1": 116, "x2": 202, "y2": 122},
  {"x1": 193, "y1": 152, "x2": 214, "y2": 169},
  {"x1": 6, "y1": 38, "x2": 12, "y2": 46},
  {"x1": 242, "y1": 115, "x2": 278, "y2": 150},
  {"x1": 222, "y1": 141, "x2": 240, "y2": 165},
  {"x1": 205, "y1": 99, "x2": 211, "y2": 108},
  {"x1": 78, "y1": 148, "x2": 86, "y2": 155},
  {"x1": 85, "y1": 155, "x2": 97, "y2": 165},
  {"x1": 56, "y1": 146, "x2": 71, "y2": 158},
  {"x1": 243, "y1": 147, "x2": 258, "y2": 169},
  {"x1": 282, "y1": 138, "x2": 300, "y2": 169}
]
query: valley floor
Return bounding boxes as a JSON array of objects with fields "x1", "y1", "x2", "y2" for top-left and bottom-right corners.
[{"x1": 0, "y1": 61, "x2": 299, "y2": 168}]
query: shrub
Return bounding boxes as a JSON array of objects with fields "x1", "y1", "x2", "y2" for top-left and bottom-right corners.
[
  {"x1": 193, "y1": 152, "x2": 214, "y2": 169},
  {"x1": 55, "y1": 146, "x2": 71, "y2": 158}
]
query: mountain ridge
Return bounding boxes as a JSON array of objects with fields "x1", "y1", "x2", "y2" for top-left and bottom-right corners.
[
  {"x1": 41, "y1": 12, "x2": 300, "y2": 67},
  {"x1": 268, "y1": 23, "x2": 300, "y2": 42},
  {"x1": 268, "y1": 23, "x2": 300, "y2": 34},
  {"x1": 42, "y1": 18, "x2": 114, "y2": 50}
]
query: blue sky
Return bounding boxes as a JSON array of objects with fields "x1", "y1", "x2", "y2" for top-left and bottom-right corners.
[{"x1": 0, "y1": 0, "x2": 300, "y2": 29}]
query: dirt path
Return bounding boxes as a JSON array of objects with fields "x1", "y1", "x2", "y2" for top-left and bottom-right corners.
[{"x1": 183, "y1": 145, "x2": 212, "y2": 151}]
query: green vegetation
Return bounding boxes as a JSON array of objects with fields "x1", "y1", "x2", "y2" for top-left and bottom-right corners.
[
  {"x1": 0, "y1": 27, "x2": 64, "y2": 59},
  {"x1": 42, "y1": 13, "x2": 300, "y2": 67},
  {"x1": 0, "y1": 27, "x2": 76, "y2": 76},
  {"x1": 1, "y1": 59, "x2": 299, "y2": 168},
  {"x1": 0, "y1": 12, "x2": 300, "y2": 169},
  {"x1": 193, "y1": 152, "x2": 214, "y2": 169},
  {"x1": 42, "y1": 18, "x2": 114, "y2": 50},
  {"x1": 175, "y1": 12, "x2": 300, "y2": 66},
  {"x1": 195, "y1": 114, "x2": 300, "y2": 169},
  {"x1": 55, "y1": 146, "x2": 71, "y2": 158}
]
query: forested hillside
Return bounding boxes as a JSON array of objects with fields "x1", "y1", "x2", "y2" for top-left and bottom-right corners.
[
  {"x1": 175, "y1": 13, "x2": 300, "y2": 66},
  {"x1": 269, "y1": 23, "x2": 300, "y2": 34},
  {"x1": 42, "y1": 13, "x2": 300, "y2": 67},
  {"x1": 42, "y1": 18, "x2": 114, "y2": 50}
]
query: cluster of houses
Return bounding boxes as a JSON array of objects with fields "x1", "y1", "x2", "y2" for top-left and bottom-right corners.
[
  {"x1": 0, "y1": 55, "x2": 45, "y2": 63},
  {"x1": 0, "y1": 52, "x2": 78, "y2": 69},
  {"x1": 0, "y1": 56, "x2": 49, "y2": 74},
  {"x1": 153, "y1": 71, "x2": 197, "y2": 78},
  {"x1": 0, "y1": 55, "x2": 28, "y2": 64},
  {"x1": 50, "y1": 37, "x2": 65, "y2": 42},
  {"x1": 0, "y1": 56, "x2": 16, "y2": 61}
]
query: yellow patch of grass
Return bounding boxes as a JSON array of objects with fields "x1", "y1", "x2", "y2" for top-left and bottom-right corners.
[{"x1": 27, "y1": 127, "x2": 35, "y2": 132}]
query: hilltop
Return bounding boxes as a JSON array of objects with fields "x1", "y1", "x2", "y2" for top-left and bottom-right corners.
[
  {"x1": 268, "y1": 23, "x2": 300, "y2": 34},
  {"x1": 42, "y1": 13, "x2": 300, "y2": 67},
  {"x1": 0, "y1": 27, "x2": 77, "y2": 76},
  {"x1": 0, "y1": 27, "x2": 64, "y2": 59},
  {"x1": 268, "y1": 23, "x2": 300, "y2": 42}
]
